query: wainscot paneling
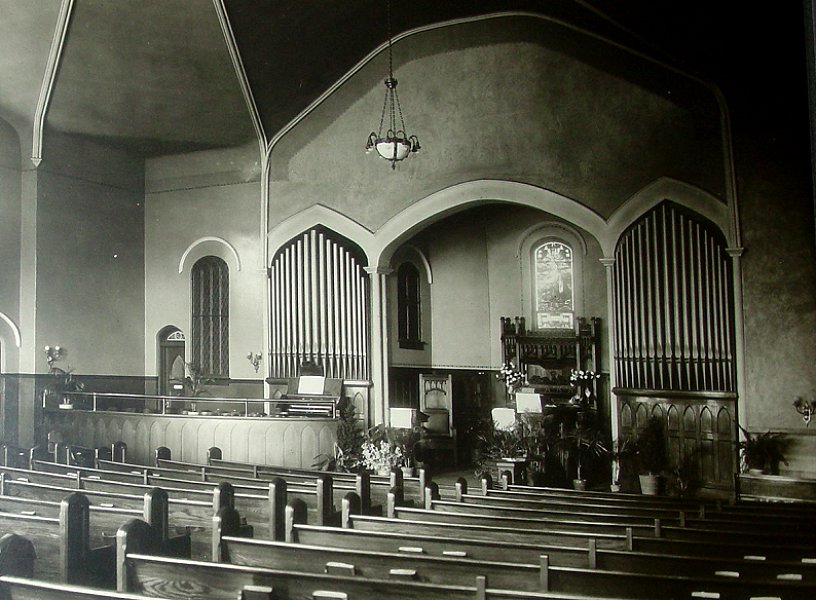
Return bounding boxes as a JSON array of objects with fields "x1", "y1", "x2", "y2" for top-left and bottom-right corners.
[
  {"x1": 43, "y1": 410, "x2": 337, "y2": 468},
  {"x1": 617, "y1": 390, "x2": 737, "y2": 496}
]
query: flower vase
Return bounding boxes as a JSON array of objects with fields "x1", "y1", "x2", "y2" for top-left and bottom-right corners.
[{"x1": 377, "y1": 466, "x2": 391, "y2": 477}]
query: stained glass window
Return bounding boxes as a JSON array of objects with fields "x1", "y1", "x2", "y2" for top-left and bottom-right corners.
[
  {"x1": 533, "y1": 241, "x2": 574, "y2": 329},
  {"x1": 191, "y1": 256, "x2": 229, "y2": 378}
]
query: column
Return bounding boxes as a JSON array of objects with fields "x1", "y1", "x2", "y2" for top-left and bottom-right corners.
[
  {"x1": 364, "y1": 266, "x2": 392, "y2": 427},
  {"x1": 600, "y1": 257, "x2": 618, "y2": 440},
  {"x1": 726, "y1": 247, "x2": 746, "y2": 432}
]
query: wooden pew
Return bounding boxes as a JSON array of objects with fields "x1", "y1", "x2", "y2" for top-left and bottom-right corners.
[
  {"x1": 345, "y1": 493, "x2": 815, "y2": 563},
  {"x1": 91, "y1": 459, "x2": 345, "y2": 524},
  {"x1": 117, "y1": 516, "x2": 630, "y2": 600},
  {"x1": 121, "y1": 504, "x2": 815, "y2": 600},
  {"x1": 25, "y1": 460, "x2": 305, "y2": 535},
  {"x1": 221, "y1": 500, "x2": 816, "y2": 589},
  {"x1": 446, "y1": 482, "x2": 814, "y2": 536},
  {"x1": 0, "y1": 576, "x2": 172, "y2": 600},
  {"x1": 0, "y1": 492, "x2": 115, "y2": 586},
  {"x1": 0, "y1": 533, "x2": 168, "y2": 599},
  {"x1": 392, "y1": 501, "x2": 816, "y2": 555},
  {"x1": 208, "y1": 455, "x2": 432, "y2": 505},
  {"x1": 498, "y1": 479, "x2": 816, "y2": 521}
]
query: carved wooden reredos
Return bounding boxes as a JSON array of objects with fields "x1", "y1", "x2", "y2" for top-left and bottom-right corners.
[{"x1": 269, "y1": 227, "x2": 370, "y2": 381}]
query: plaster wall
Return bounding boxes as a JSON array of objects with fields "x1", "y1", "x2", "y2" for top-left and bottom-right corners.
[
  {"x1": 0, "y1": 118, "x2": 21, "y2": 373},
  {"x1": 738, "y1": 136, "x2": 816, "y2": 478},
  {"x1": 268, "y1": 17, "x2": 723, "y2": 234},
  {"x1": 144, "y1": 144, "x2": 263, "y2": 383},
  {"x1": 34, "y1": 133, "x2": 145, "y2": 375}
]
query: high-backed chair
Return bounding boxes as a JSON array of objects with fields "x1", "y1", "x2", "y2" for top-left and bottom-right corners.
[{"x1": 418, "y1": 374, "x2": 456, "y2": 465}]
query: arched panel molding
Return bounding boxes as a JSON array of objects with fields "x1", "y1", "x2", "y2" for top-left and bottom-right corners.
[
  {"x1": 267, "y1": 204, "x2": 374, "y2": 266},
  {"x1": 372, "y1": 180, "x2": 607, "y2": 269},
  {"x1": 390, "y1": 244, "x2": 433, "y2": 285},
  {"x1": 603, "y1": 177, "x2": 733, "y2": 253},
  {"x1": 0, "y1": 312, "x2": 22, "y2": 349},
  {"x1": 178, "y1": 236, "x2": 242, "y2": 274}
]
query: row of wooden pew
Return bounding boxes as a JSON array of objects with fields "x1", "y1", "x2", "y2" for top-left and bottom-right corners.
[{"x1": 0, "y1": 441, "x2": 815, "y2": 598}]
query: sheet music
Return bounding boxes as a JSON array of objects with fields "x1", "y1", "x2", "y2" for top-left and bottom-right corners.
[{"x1": 297, "y1": 375, "x2": 325, "y2": 395}]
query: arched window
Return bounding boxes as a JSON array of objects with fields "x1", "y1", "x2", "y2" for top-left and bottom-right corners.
[
  {"x1": 397, "y1": 262, "x2": 422, "y2": 349},
  {"x1": 533, "y1": 240, "x2": 575, "y2": 329},
  {"x1": 191, "y1": 256, "x2": 229, "y2": 378}
]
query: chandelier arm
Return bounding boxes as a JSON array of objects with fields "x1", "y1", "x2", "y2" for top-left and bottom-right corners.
[
  {"x1": 378, "y1": 87, "x2": 389, "y2": 136},
  {"x1": 394, "y1": 88, "x2": 407, "y2": 134}
]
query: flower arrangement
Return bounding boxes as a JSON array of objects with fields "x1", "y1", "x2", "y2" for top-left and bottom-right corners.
[
  {"x1": 569, "y1": 369, "x2": 601, "y2": 385},
  {"x1": 361, "y1": 439, "x2": 403, "y2": 475},
  {"x1": 497, "y1": 362, "x2": 525, "y2": 395}
]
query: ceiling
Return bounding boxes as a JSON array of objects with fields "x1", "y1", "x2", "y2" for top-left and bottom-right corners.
[{"x1": 0, "y1": 0, "x2": 808, "y2": 160}]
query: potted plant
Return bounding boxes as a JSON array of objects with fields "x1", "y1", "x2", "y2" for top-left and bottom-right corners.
[
  {"x1": 389, "y1": 426, "x2": 421, "y2": 477},
  {"x1": 634, "y1": 416, "x2": 668, "y2": 495},
  {"x1": 313, "y1": 399, "x2": 365, "y2": 472},
  {"x1": 737, "y1": 425, "x2": 789, "y2": 475},
  {"x1": 607, "y1": 437, "x2": 634, "y2": 492},
  {"x1": 566, "y1": 419, "x2": 608, "y2": 490}
]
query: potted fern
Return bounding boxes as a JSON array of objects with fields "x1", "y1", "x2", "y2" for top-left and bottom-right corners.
[{"x1": 737, "y1": 425, "x2": 789, "y2": 475}]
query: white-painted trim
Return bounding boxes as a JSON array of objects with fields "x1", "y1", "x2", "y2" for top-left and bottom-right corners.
[
  {"x1": 178, "y1": 236, "x2": 242, "y2": 274},
  {"x1": 516, "y1": 221, "x2": 589, "y2": 258},
  {"x1": 372, "y1": 180, "x2": 607, "y2": 268},
  {"x1": 267, "y1": 204, "x2": 375, "y2": 265},
  {"x1": 0, "y1": 311, "x2": 22, "y2": 348},
  {"x1": 31, "y1": 0, "x2": 74, "y2": 166},
  {"x1": 393, "y1": 244, "x2": 433, "y2": 285},
  {"x1": 602, "y1": 177, "x2": 732, "y2": 253}
]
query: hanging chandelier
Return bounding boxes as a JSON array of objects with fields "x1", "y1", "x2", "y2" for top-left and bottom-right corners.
[{"x1": 365, "y1": 2, "x2": 420, "y2": 169}]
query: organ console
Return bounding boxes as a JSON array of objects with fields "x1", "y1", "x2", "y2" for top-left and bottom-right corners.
[{"x1": 266, "y1": 375, "x2": 343, "y2": 418}]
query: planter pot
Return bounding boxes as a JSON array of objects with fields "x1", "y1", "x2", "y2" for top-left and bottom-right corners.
[
  {"x1": 639, "y1": 473, "x2": 662, "y2": 496},
  {"x1": 376, "y1": 467, "x2": 391, "y2": 477},
  {"x1": 401, "y1": 466, "x2": 414, "y2": 478},
  {"x1": 572, "y1": 479, "x2": 587, "y2": 491},
  {"x1": 609, "y1": 483, "x2": 621, "y2": 493}
]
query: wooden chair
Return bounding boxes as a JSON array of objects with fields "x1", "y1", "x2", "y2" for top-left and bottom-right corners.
[{"x1": 418, "y1": 374, "x2": 456, "y2": 466}]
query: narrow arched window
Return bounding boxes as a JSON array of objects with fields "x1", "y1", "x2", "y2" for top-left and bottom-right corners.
[
  {"x1": 533, "y1": 240, "x2": 574, "y2": 329},
  {"x1": 397, "y1": 262, "x2": 422, "y2": 349},
  {"x1": 191, "y1": 256, "x2": 229, "y2": 378}
]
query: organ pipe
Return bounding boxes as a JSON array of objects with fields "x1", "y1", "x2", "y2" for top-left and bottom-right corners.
[
  {"x1": 612, "y1": 203, "x2": 735, "y2": 393},
  {"x1": 269, "y1": 229, "x2": 370, "y2": 381}
]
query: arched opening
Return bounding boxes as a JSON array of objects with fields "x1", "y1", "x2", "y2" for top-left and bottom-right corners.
[
  {"x1": 385, "y1": 201, "x2": 607, "y2": 468},
  {"x1": 157, "y1": 326, "x2": 185, "y2": 396}
]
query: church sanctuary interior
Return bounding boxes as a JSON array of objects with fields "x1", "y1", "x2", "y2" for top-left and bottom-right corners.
[{"x1": 0, "y1": 1, "x2": 815, "y2": 598}]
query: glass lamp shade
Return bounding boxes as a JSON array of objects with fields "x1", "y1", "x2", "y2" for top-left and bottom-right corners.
[{"x1": 376, "y1": 138, "x2": 412, "y2": 161}]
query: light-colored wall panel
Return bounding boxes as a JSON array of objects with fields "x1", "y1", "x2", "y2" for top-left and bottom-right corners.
[{"x1": 44, "y1": 412, "x2": 336, "y2": 468}]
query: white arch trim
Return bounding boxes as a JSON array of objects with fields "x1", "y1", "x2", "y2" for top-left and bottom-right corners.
[
  {"x1": 0, "y1": 311, "x2": 22, "y2": 348},
  {"x1": 399, "y1": 244, "x2": 433, "y2": 285},
  {"x1": 516, "y1": 221, "x2": 589, "y2": 258},
  {"x1": 267, "y1": 204, "x2": 375, "y2": 265},
  {"x1": 178, "y1": 236, "x2": 242, "y2": 274},
  {"x1": 369, "y1": 178, "x2": 728, "y2": 266},
  {"x1": 603, "y1": 177, "x2": 732, "y2": 252},
  {"x1": 372, "y1": 180, "x2": 607, "y2": 268}
]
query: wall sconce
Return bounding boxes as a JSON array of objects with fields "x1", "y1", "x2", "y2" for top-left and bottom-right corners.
[
  {"x1": 44, "y1": 345, "x2": 65, "y2": 369},
  {"x1": 793, "y1": 396, "x2": 816, "y2": 427},
  {"x1": 246, "y1": 352, "x2": 262, "y2": 373}
]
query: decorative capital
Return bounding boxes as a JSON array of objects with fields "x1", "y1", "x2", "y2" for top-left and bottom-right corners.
[
  {"x1": 725, "y1": 247, "x2": 744, "y2": 258},
  {"x1": 363, "y1": 266, "x2": 393, "y2": 276},
  {"x1": 599, "y1": 257, "x2": 616, "y2": 268}
]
